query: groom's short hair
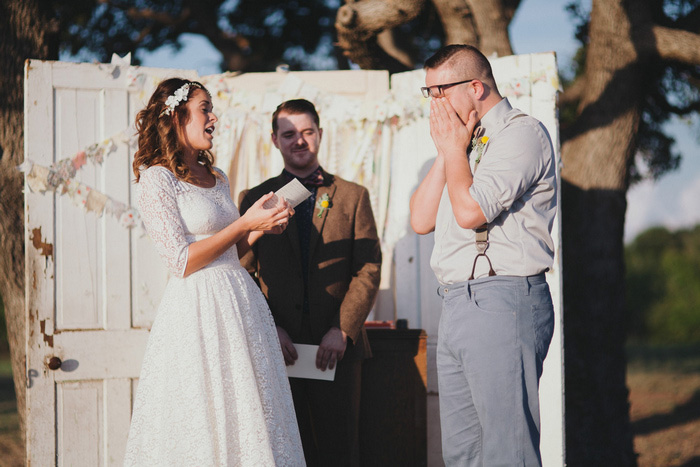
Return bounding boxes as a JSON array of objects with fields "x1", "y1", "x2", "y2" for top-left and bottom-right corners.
[
  {"x1": 272, "y1": 99, "x2": 320, "y2": 134},
  {"x1": 424, "y1": 44, "x2": 496, "y2": 91}
]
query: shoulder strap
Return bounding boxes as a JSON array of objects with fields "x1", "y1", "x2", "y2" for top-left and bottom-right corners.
[{"x1": 468, "y1": 125, "x2": 499, "y2": 280}]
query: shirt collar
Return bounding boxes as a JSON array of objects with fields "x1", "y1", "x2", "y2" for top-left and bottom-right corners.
[
  {"x1": 283, "y1": 166, "x2": 325, "y2": 187},
  {"x1": 478, "y1": 98, "x2": 512, "y2": 134}
]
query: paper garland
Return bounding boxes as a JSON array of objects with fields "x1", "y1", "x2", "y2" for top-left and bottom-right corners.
[
  {"x1": 19, "y1": 126, "x2": 143, "y2": 231},
  {"x1": 21, "y1": 159, "x2": 143, "y2": 230},
  {"x1": 49, "y1": 134, "x2": 127, "y2": 189}
]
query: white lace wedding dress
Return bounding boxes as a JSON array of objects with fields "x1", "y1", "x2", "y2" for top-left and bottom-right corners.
[{"x1": 124, "y1": 166, "x2": 305, "y2": 466}]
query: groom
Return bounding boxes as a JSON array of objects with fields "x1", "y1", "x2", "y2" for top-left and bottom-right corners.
[{"x1": 239, "y1": 99, "x2": 382, "y2": 467}]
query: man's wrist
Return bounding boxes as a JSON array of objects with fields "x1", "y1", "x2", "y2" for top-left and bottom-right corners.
[
  {"x1": 443, "y1": 147, "x2": 467, "y2": 161},
  {"x1": 330, "y1": 326, "x2": 348, "y2": 341}
]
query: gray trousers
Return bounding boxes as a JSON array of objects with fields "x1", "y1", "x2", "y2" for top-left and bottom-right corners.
[{"x1": 437, "y1": 274, "x2": 554, "y2": 466}]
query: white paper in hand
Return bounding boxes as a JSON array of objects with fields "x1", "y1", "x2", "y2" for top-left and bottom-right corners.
[
  {"x1": 262, "y1": 178, "x2": 312, "y2": 209},
  {"x1": 285, "y1": 344, "x2": 337, "y2": 381}
]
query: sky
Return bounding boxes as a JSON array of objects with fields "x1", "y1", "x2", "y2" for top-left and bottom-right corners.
[{"x1": 130, "y1": 0, "x2": 700, "y2": 244}]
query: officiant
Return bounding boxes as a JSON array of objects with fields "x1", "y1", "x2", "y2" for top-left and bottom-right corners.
[{"x1": 239, "y1": 98, "x2": 382, "y2": 467}]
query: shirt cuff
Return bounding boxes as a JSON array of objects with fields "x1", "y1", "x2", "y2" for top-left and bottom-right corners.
[{"x1": 469, "y1": 184, "x2": 502, "y2": 223}]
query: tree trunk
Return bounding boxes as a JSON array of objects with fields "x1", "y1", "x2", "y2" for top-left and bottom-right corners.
[
  {"x1": 430, "y1": 0, "x2": 478, "y2": 46},
  {"x1": 464, "y1": 0, "x2": 514, "y2": 57},
  {"x1": 429, "y1": 0, "x2": 516, "y2": 57},
  {"x1": 0, "y1": 0, "x2": 57, "y2": 456},
  {"x1": 559, "y1": 0, "x2": 640, "y2": 463}
]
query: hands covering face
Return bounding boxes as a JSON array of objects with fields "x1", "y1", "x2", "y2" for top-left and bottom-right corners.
[{"x1": 429, "y1": 97, "x2": 479, "y2": 160}]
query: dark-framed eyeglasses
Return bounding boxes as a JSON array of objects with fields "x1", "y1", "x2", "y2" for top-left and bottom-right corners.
[{"x1": 420, "y1": 79, "x2": 475, "y2": 98}]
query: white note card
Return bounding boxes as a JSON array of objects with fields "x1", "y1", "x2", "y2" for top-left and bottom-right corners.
[
  {"x1": 285, "y1": 344, "x2": 337, "y2": 381},
  {"x1": 262, "y1": 178, "x2": 312, "y2": 209}
]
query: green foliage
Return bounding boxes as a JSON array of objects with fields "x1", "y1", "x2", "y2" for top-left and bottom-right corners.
[{"x1": 625, "y1": 225, "x2": 700, "y2": 343}]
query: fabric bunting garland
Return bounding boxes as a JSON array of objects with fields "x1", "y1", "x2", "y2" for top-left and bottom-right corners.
[
  {"x1": 20, "y1": 159, "x2": 142, "y2": 230},
  {"x1": 19, "y1": 127, "x2": 143, "y2": 231}
]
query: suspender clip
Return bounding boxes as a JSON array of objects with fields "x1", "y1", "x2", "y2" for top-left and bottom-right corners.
[{"x1": 469, "y1": 223, "x2": 496, "y2": 280}]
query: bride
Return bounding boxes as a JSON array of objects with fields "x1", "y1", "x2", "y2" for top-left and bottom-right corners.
[{"x1": 124, "y1": 78, "x2": 305, "y2": 466}]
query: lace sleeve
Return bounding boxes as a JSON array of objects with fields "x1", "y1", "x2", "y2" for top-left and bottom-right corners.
[{"x1": 137, "y1": 167, "x2": 189, "y2": 278}]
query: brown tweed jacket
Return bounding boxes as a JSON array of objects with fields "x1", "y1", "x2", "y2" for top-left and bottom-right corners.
[{"x1": 238, "y1": 170, "x2": 382, "y2": 359}]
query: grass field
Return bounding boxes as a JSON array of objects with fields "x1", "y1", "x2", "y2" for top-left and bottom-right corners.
[{"x1": 0, "y1": 345, "x2": 698, "y2": 466}]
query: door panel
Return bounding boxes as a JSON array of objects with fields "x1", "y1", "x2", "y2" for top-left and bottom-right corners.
[{"x1": 24, "y1": 60, "x2": 197, "y2": 466}]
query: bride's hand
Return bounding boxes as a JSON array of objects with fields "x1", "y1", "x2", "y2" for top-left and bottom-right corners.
[
  {"x1": 264, "y1": 197, "x2": 295, "y2": 234},
  {"x1": 241, "y1": 192, "x2": 294, "y2": 232}
]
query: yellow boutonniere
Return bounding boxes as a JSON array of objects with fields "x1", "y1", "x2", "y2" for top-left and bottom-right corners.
[
  {"x1": 316, "y1": 193, "x2": 331, "y2": 218},
  {"x1": 471, "y1": 135, "x2": 489, "y2": 164}
]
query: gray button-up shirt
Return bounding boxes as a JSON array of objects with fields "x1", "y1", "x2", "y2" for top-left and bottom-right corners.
[{"x1": 430, "y1": 98, "x2": 557, "y2": 284}]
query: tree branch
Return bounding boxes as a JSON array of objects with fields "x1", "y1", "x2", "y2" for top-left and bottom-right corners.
[
  {"x1": 336, "y1": 0, "x2": 425, "y2": 38},
  {"x1": 559, "y1": 75, "x2": 587, "y2": 107},
  {"x1": 336, "y1": 36, "x2": 412, "y2": 72},
  {"x1": 377, "y1": 29, "x2": 414, "y2": 68},
  {"x1": 501, "y1": 0, "x2": 522, "y2": 23},
  {"x1": 651, "y1": 25, "x2": 700, "y2": 64},
  {"x1": 125, "y1": 6, "x2": 191, "y2": 27},
  {"x1": 335, "y1": 0, "x2": 424, "y2": 71}
]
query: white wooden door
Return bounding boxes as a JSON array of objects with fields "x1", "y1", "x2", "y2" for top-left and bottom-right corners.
[{"x1": 24, "y1": 60, "x2": 197, "y2": 466}]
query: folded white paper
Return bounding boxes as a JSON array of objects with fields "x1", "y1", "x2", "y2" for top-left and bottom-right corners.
[
  {"x1": 285, "y1": 344, "x2": 337, "y2": 381},
  {"x1": 262, "y1": 178, "x2": 312, "y2": 209}
]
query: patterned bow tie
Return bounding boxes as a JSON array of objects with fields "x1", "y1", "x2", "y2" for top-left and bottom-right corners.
[{"x1": 284, "y1": 167, "x2": 325, "y2": 187}]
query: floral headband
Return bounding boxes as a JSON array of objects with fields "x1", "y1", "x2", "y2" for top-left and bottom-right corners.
[{"x1": 159, "y1": 82, "x2": 202, "y2": 117}]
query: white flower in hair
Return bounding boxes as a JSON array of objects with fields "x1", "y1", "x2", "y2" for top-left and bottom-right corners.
[
  {"x1": 160, "y1": 82, "x2": 201, "y2": 117},
  {"x1": 164, "y1": 94, "x2": 179, "y2": 110},
  {"x1": 174, "y1": 85, "x2": 189, "y2": 101}
]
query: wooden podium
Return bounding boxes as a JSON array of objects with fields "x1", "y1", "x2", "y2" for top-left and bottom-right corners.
[{"x1": 359, "y1": 328, "x2": 427, "y2": 466}]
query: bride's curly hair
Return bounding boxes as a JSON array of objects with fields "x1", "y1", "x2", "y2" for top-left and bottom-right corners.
[{"x1": 132, "y1": 78, "x2": 216, "y2": 183}]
